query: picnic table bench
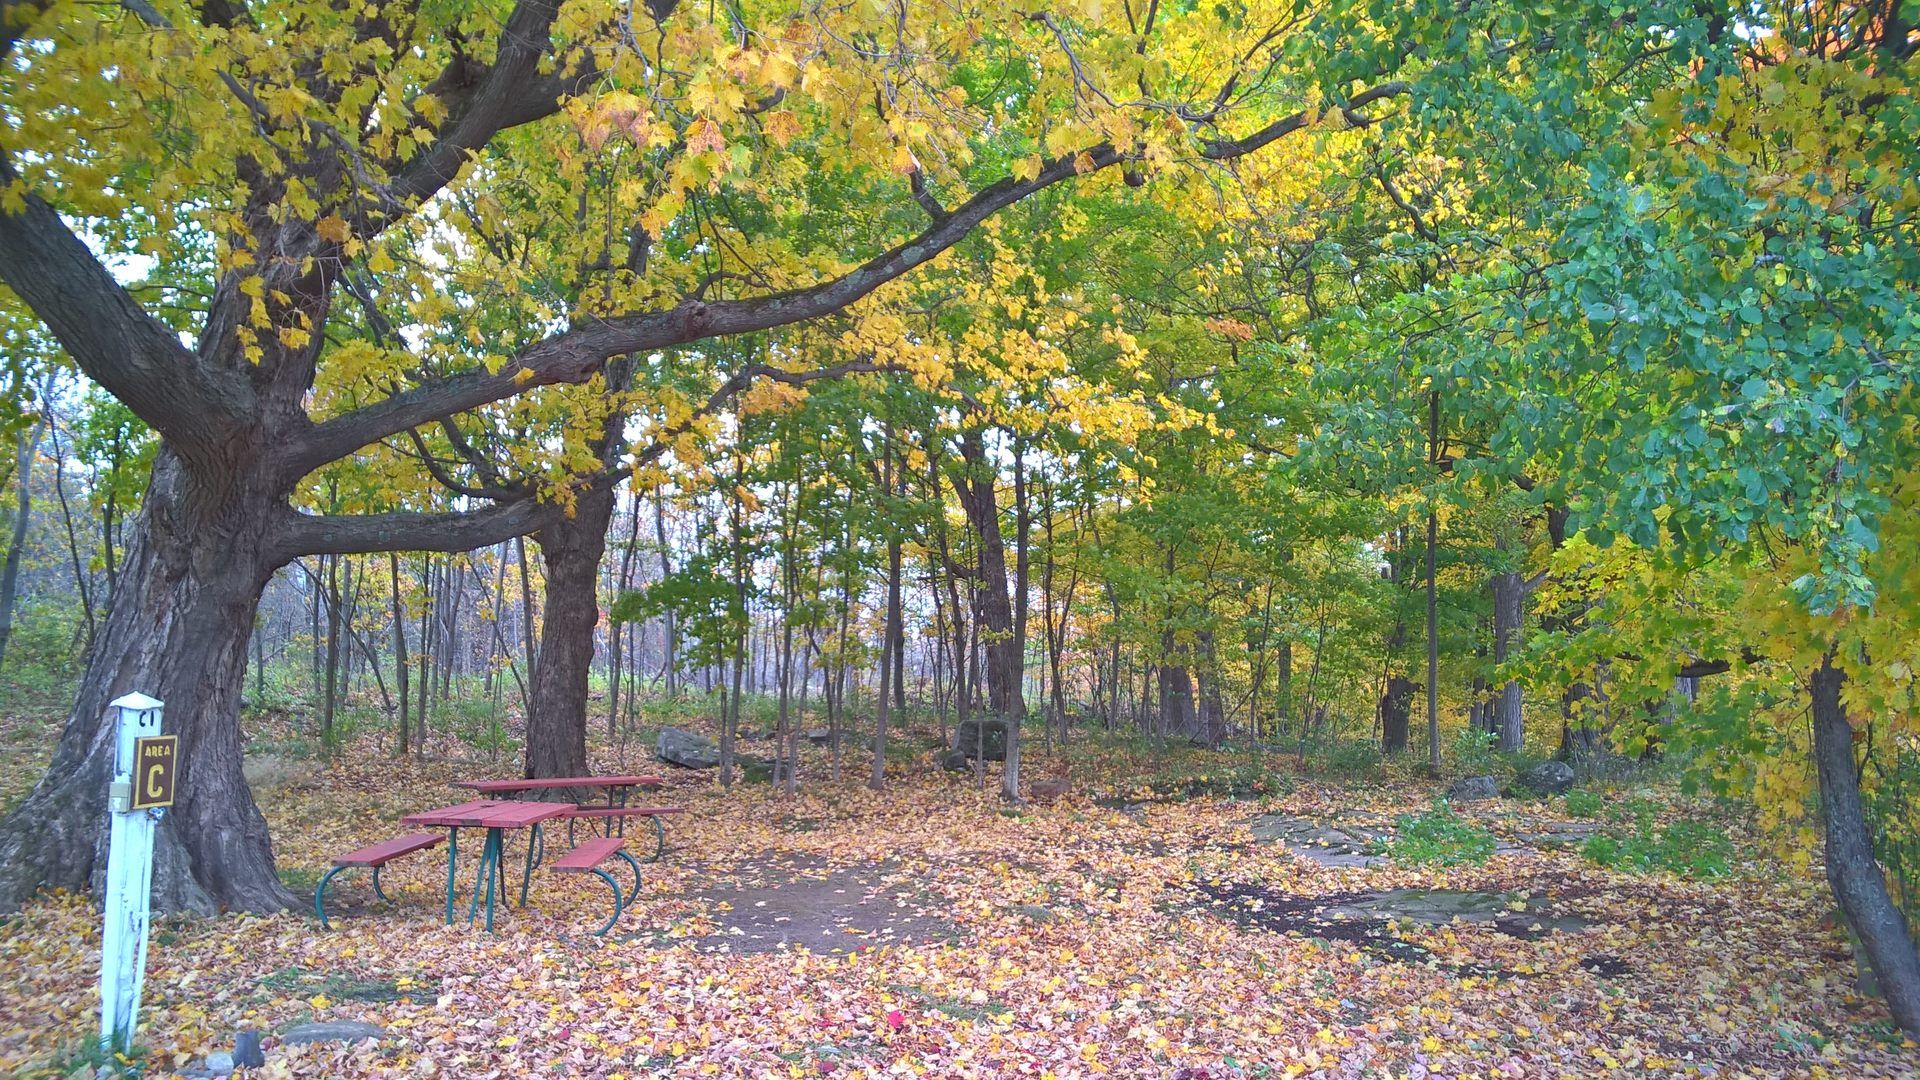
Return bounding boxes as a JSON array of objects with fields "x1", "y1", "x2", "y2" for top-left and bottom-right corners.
[
  {"x1": 314, "y1": 832, "x2": 444, "y2": 930},
  {"x1": 565, "y1": 805, "x2": 684, "y2": 860},
  {"x1": 548, "y1": 836, "x2": 645, "y2": 936}
]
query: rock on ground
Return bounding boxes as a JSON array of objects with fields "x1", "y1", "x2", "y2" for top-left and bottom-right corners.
[
  {"x1": 656, "y1": 726, "x2": 721, "y2": 769},
  {"x1": 951, "y1": 718, "x2": 1008, "y2": 761},
  {"x1": 1515, "y1": 760, "x2": 1576, "y2": 796},
  {"x1": 1447, "y1": 775, "x2": 1501, "y2": 801},
  {"x1": 278, "y1": 1020, "x2": 393, "y2": 1046}
]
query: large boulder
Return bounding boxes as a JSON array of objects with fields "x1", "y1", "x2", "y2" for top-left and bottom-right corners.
[
  {"x1": 951, "y1": 717, "x2": 1009, "y2": 761},
  {"x1": 936, "y1": 748, "x2": 971, "y2": 772},
  {"x1": 1446, "y1": 775, "x2": 1501, "y2": 802},
  {"x1": 655, "y1": 726, "x2": 721, "y2": 769},
  {"x1": 1515, "y1": 760, "x2": 1576, "y2": 796}
]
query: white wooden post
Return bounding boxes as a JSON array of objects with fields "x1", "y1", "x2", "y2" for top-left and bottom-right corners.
[{"x1": 100, "y1": 692, "x2": 164, "y2": 1057}]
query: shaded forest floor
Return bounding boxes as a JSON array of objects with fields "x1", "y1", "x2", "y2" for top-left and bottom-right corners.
[{"x1": 2, "y1": 707, "x2": 1917, "y2": 1078}]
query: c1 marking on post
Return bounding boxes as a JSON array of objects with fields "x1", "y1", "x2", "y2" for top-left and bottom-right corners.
[{"x1": 130, "y1": 735, "x2": 177, "y2": 810}]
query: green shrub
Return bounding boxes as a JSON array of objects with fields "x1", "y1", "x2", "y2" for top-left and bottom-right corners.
[
  {"x1": 1319, "y1": 739, "x2": 1382, "y2": 778},
  {"x1": 1450, "y1": 727, "x2": 1500, "y2": 776},
  {"x1": 1563, "y1": 789, "x2": 1604, "y2": 818},
  {"x1": 1386, "y1": 799, "x2": 1497, "y2": 867},
  {"x1": 1581, "y1": 817, "x2": 1732, "y2": 879},
  {"x1": 446, "y1": 698, "x2": 518, "y2": 757}
]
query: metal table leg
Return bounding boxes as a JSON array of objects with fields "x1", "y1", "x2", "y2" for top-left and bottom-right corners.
[
  {"x1": 519, "y1": 823, "x2": 543, "y2": 906},
  {"x1": 443, "y1": 827, "x2": 459, "y2": 925},
  {"x1": 468, "y1": 829, "x2": 501, "y2": 930}
]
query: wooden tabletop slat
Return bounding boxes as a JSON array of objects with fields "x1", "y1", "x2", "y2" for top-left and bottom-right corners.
[
  {"x1": 451, "y1": 775, "x2": 663, "y2": 793},
  {"x1": 403, "y1": 799, "x2": 577, "y2": 829}
]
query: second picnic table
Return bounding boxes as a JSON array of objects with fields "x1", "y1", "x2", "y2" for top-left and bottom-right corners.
[{"x1": 450, "y1": 775, "x2": 680, "y2": 858}]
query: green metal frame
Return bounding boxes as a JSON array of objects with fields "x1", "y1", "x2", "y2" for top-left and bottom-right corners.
[
  {"x1": 613, "y1": 847, "x2": 644, "y2": 899},
  {"x1": 443, "y1": 827, "x2": 459, "y2": 924},
  {"x1": 645, "y1": 814, "x2": 666, "y2": 861},
  {"x1": 586, "y1": 868, "x2": 623, "y2": 936},
  {"x1": 315, "y1": 866, "x2": 347, "y2": 930},
  {"x1": 314, "y1": 864, "x2": 393, "y2": 930},
  {"x1": 565, "y1": 811, "x2": 667, "y2": 861}
]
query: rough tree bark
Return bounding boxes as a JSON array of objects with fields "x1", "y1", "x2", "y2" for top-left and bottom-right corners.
[
  {"x1": 1380, "y1": 675, "x2": 1414, "y2": 756},
  {"x1": 389, "y1": 553, "x2": 410, "y2": 757},
  {"x1": 523, "y1": 481, "x2": 616, "y2": 780},
  {"x1": 871, "y1": 431, "x2": 901, "y2": 792},
  {"x1": 0, "y1": 450, "x2": 292, "y2": 913},
  {"x1": 524, "y1": 361, "x2": 632, "y2": 780},
  {"x1": 1811, "y1": 656, "x2": 1920, "y2": 1036},
  {"x1": 954, "y1": 430, "x2": 1022, "y2": 799}
]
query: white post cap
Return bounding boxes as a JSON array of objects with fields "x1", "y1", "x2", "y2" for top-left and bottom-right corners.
[{"x1": 108, "y1": 693, "x2": 164, "y2": 711}]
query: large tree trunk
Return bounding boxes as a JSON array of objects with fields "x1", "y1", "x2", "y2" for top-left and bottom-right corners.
[
  {"x1": 389, "y1": 553, "x2": 410, "y2": 758},
  {"x1": 1192, "y1": 629, "x2": 1227, "y2": 748},
  {"x1": 1380, "y1": 675, "x2": 1414, "y2": 755},
  {"x1": 1811, "y1": 656, "x2": 1920, "y2": 1036},
  {"x1": 1159, "y1": 656, "x2": 1196, "y2": 741},
  {"x1": 523, "y1": 481, "x2": 616, "y2": 780},
  {"x1": 0, "y1": 450, "x2": 295, "y2": 914}
]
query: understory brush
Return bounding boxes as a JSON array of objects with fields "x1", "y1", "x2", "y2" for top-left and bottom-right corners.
[
  {"x1": 1385, "y1": 799, "x2": 1497, "y2": 866},
  {"x1": 1581, "y1": 811, "x2": 1734, "y2": 879}
]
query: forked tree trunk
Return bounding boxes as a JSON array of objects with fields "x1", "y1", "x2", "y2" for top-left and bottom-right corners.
[
  {"x1": 1810, "y1": 657, "x2": 1920, "y2": 1036},
  {"x1": 954, "y1": 430, "x2": 1022, "y2": 798},
  {"x1": 0, "y1": 450, "x2": 296, "y2": 914},
  {"x1": 524, "y1": 482, "x2": 616, "y2": 780}
]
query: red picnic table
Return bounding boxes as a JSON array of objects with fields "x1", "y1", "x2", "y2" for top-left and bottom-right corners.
[
  {"x1": 402, "y1": 799, "x2": 578, "y2": 932},
  {"x1": 452, "y1": 775, "x2": 679, "y2": 858}
]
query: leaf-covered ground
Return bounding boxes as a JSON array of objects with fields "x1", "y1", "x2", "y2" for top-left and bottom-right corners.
[{"x1": 2, "y1": 722, "x2": 1916, "y2": 1078}]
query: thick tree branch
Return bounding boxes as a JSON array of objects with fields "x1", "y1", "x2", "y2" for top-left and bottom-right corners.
[
  {"x1": 0, "y1": 159, "x2": 252, "y2": 459},
  {"x1": 1199, "y1": 81, "x2": 1408, "y2": 159},
  {"x1": 0, "y1": 0, "x2": 54, "y2": 61},
  {"x1": 278, "y1": 358, "x2": 893, "y2": 557},
  {"x1": 293, "y1": 81, "x2": 1407, "y2": 475},
  {"x1": 385, "y1": 0, "x2": 593, "y2": 212}
]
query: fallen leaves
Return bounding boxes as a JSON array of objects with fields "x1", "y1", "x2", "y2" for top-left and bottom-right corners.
[{"x1": 1, "y1": 733, "x2": 1916, "y2": 1077}]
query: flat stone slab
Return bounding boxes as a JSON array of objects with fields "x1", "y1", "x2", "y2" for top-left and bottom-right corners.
[
  {"x1": 1245, "y1": 814, "x2": 1388, "y2": 869},
  {"x1": 1512, "y1": 821, "x2": 1601, "y2": 848},
  {"x1": 1322, "y1": 889, "x2": 1590, "y2": 935},
  {"x1": 685, "y1": 856, "x2": 958, "y2": 954},
  {"x1": 278, "y1": 1020, "x2": 393, "y2": 1046}
]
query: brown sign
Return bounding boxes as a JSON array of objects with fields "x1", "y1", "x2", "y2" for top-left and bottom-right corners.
[{"x1": 130, "y1": 735, "x2": 177, "y2": 810}]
